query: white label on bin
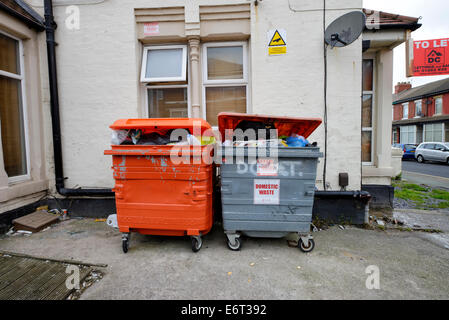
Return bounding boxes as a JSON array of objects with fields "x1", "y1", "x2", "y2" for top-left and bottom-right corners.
[
  {"x1": 254, "y1": 179, "x2": 280, "y2": 205},
  {"x1": 257, "y1": 158, "x2": 278, "y2": 176}
]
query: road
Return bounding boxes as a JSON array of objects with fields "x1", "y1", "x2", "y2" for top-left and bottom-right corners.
[
  {"x1": 402, "y1": 159, "x2": 449, "y2": 188},
  {"x1": 402, "y1": 160, "x2": 449, "y2": 178}
]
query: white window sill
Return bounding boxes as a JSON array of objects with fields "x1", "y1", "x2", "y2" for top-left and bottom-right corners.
[{"x1": 0, "y1": 179, "x2": 48, "y2": 203}]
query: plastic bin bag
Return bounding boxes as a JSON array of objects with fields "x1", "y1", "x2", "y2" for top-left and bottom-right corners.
[
  {"x1": 111, "y1": 130, "x2": 129, "y2": 145},
  {"x1": 286, "y1": 134, "x2": 309, "y2": 147}
]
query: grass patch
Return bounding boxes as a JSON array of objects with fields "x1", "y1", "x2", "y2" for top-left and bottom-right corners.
[
  {"x1": 430, "y1": 201, "x2": 449, "y2": 209},
  {"x1": 397, "y1": 227, "x2": 413, "y2": 232},
  {"x1": 402, "y1": 183, "x2": 428, "y2": 192},
  {"x1": 394, "y1": 188, "x2": 427, "y2": 203},
  {"x1": 393, "y1": 181, "x2": 449, "y2": 210},
  {"x1": 429, "y1": 189, "x2": 449, "y2": 201}
]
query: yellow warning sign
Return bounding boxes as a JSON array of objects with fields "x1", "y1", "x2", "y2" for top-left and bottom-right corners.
[
  {"x1": 268, "y1": 29, "x2": 287, "y2": 55},
  {"x1": 268, "y1": 46, "x2": 287, "y2": 55},
  {"x1": 269, "y1": 30, "x2": 286, "y2": 46}
]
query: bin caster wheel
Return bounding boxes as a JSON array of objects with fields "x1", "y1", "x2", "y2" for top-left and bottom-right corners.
[
  {"x1": 298, "y1": 238, "x2": 315, "y2": 253},
  {"x1": 191, "y1": 236, "x2": 202, "y2": 253},
  {"x1": 122, "y1": 240, "x2": 129, "y2": 253},
  {"x1": 227, "y1": 237, "x2": 242, "y2": 251}
]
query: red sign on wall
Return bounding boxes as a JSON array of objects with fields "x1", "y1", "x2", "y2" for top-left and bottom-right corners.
[{"x1": 413, "y1": 38, "x2": 449, "y2": 76}]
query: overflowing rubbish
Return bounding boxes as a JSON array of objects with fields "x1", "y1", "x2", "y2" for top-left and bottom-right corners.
[
  {"x1": 285, "y1": 134, "x2": 310, "y2": 147},
  {"x1": 105, "y1": 118, "x2": 215, "y2": 253},
  {"x1": 218, "y1": 112, "x2": 323, "y2": 252},
  {"x1": 223, "y1": 135, "x2": 313, "y2": 148},
  {"x1": 111, "y1": 128, "x2": 215, "y2": 146}
]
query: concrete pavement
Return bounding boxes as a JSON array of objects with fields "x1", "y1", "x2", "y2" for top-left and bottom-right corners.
[{"x1": 0, "y1": 218, "x2": 448, "y2": 300}]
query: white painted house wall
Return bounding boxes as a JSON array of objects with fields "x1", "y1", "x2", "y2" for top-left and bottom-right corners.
[{"x1": 26, "y1": 0, "x2": 363, "y2": 193}]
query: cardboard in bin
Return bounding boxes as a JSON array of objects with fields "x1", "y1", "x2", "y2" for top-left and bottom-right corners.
[{"x1": 217, "y1": 112, "x2": 322, "y2": 142}]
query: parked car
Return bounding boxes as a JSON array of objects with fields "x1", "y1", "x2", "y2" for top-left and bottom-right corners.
[
  {"x1": 392, "y1": 143, "x2": 417, "y2": 160},
  {"x1": 415, "y1": 142, "x2": 449, "y2": 164}
]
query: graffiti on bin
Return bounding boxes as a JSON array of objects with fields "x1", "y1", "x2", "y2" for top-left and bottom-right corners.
[{"x1": 236, "y1": 160, "x2": 306, "y2": 177}]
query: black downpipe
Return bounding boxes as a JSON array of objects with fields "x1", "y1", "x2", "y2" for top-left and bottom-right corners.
[{"x1": 44, "y1": 0, "x2": 113, "y2": 197}]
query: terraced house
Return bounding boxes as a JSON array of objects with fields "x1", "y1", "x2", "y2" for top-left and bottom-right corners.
[
  {"x1": 392, "y1": 78, "x2": 449, "y2": 145},
  {"x1": 0, "y1": 0, "x2": 421, "y2": 225}
]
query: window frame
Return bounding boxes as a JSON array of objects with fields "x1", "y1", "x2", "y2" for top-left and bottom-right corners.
[
  {"x1": 202, "y1": 41, "x2": 249, "y2": 128},
  {"x1": 362, "y1": 58, "x2": 375, "y2": 166},
  {"x1": 140, "y1": 45, "x2": 187, "y2": 83},
  {"x1": 144, "y1": 84, "x2": 192, "y2": 118},
  {"x1": 0, "y1": 29, "x2": 30, "y2": 184},
  {"x1": 415, "y1": 100, "x2": 422, "y2": 118},
  {"x1": 202, "y1": 41, "x2": 248, "y2": 85},
  {"x1": 400, "y1": 125, "x2": 416, "y2": 144},
  {"x1": 424, "y1": 122, "x2": 444, "y2": 142},
  {"x1": 435, "y1": 96, "x2": 443, "y2": 115},
  {"x1": 402, "y1": 103, "x2": 409, "y2": 120}
]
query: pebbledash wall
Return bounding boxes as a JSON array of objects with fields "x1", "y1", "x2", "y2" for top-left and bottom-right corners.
[{"x1": 27, "y1": 0, "x2": 364, "y2": 194}]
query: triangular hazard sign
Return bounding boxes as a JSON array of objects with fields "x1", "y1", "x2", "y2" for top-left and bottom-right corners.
[{"x1": 269, "y1": 30, "x2": 286, "y2": 46}]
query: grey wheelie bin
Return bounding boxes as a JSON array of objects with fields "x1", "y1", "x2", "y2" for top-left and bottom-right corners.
[{"x1": 217, "y1": 113, "x2": 323, "y2": 252}]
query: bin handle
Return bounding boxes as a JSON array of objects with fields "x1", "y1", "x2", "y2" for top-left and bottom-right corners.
[
  {"x1": 192, "y1": 185, "x2": 207, "y2": 201},
  {"x1": 221, "y1": 183, "x2": 232, "y2": 195},
  {"x1": 112, "y1": 184, "x2": 124, "y2": 199}
]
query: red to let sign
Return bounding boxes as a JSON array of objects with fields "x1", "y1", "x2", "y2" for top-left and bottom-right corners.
[{"x1": 413, "y1": 38, "x2": 449, "y2": 76}]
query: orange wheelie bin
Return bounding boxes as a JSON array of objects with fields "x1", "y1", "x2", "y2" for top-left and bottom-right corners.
[{"x1": 104, "y1": 118, "x2": 215, "y2": 253}]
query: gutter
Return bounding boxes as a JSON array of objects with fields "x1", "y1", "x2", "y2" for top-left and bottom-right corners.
[
  {"x1": 364, "y1": 23, "x2": 422, "y2": 32},
  {"x1": 0, "y1": 1, "x2": 45, "y2": 31},
  {"x1": 393, "y1": 89, "x2": 449, "y2": 105},
  {"x1": 44, "y1": 0, "x2": 113, "y2": 197}
]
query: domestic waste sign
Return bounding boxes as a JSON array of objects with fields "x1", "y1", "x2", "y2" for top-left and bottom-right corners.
[
  {"x1": 254, "y1": 179, "x2": 280, "y2": 205},
  {"x1": 267, "y1": 29, "x2": 287, "y2": 55},
  {"x1": 413, "y1": 38, "x2": 449, "y2": 76}
]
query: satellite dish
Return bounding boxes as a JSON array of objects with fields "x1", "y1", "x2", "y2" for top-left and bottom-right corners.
[{"x1": 325, "y1": 11, "x2": 366, "y2": 48}]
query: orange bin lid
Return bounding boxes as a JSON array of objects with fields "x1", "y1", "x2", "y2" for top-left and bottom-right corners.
[
  {"x1": 217, "y1": 112, "x2": 322, "y2": 142},
  {"x1": 109, "y1": 118, "x2": 213, "y2": 135}
]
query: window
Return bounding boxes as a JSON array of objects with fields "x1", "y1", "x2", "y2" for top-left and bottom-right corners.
[
  {"x1": 147, "y1": 87, "x2": 188, "y2": 118},
  {"x1": 400, "y1": 125, "x2": 416, "y2": 144},
  {"x1": 435, "y1": 97, "x2": 443, "y2": 115},
  {"x1": 402, "y1": 103, "x2": 409, "y2": 119},
  {"x1": 424, "y1": 123, "x2": 443, "y2": 142},
  {"x1": 392, "y1": 129, "x2": 398, "y2": 144},
  {"x1": 0, "y1": 31, "x2": 29, "y2": 182},
  {"x1": 362, "y1": 59, "x2": 374, "y2": 163},
  {"x1": 141, "y1": 45, "x2": 189, "y2": 118},
  {"x1": 140, "y1": 45, "x2": 187, "y2": 82},
  {"x1": 415, "y1": 100, "x2": 422, "y2": 117},
  {"x1": 203, "y1": 42, "x2": 248, "y2": 127}
]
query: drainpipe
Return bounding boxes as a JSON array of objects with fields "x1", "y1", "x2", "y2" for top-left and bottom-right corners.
[{"x1": 44, "y1": 0, "x2": 113, "y2": 197}]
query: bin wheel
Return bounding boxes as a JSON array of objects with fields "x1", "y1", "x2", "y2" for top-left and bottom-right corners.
[
  {"x1": 298, "y1": 238, "x2": 315, "y2": 253},
  {"x1": 122, "y1": 239, "x2": 129, "y2": 253},
  {"x1": 191, "y1": 237, "x2": 202, "y2": 253},
  {"x1": 227, "y1": 238, "x2": 242, "y2": 251}
]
